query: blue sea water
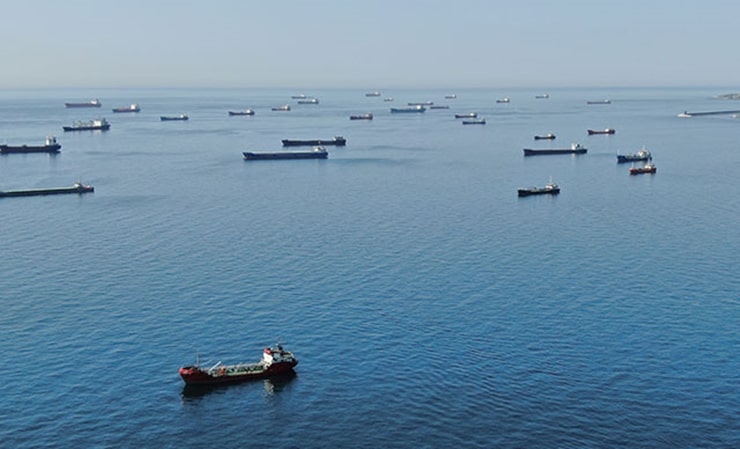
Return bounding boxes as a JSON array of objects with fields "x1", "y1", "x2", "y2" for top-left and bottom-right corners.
[{"x1": 0, "y1": 87, "x2": 738, "y2": 448}]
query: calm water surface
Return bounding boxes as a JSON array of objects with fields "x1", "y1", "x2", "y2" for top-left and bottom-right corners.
[{"x1": 1, "y1": 87, "x2": 738, "y2": 448}]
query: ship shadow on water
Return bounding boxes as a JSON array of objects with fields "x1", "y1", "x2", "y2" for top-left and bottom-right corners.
[{"x1": 180, "y1": 371, "x2": 297, "y2": 399}]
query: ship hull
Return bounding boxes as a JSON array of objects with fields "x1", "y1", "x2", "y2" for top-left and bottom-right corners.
[
  {"x1": 518, "y1": 188, "x2": 560, "y2": 197},
  {"x1": 65, "y1": 103, "x2": 101, "y2": 108}
]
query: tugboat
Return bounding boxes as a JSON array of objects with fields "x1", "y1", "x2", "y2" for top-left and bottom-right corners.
[
  {"x1": 518, "y1": 179, "x2": 560, "y2": 197},
  {"x1": 179, "y1": 344, "x2": 298, "y2": 386},
  {"x1": 534, "y1": 133, "x2": 556, "y2": 140},
  {"x1": 617, "y1": 148, "x2": 652, "y2": 163},
  {"x1": 282, "y1": 136, "x2": 346, "y2": 147},
  {"x1": 587, "y1": 128, "x2": 616, "y2": 135},
  {"x1": 64, "y1": 99, "x2": 101, "y2": 108},
  {"x1": 350, "y1": 113, "x2": 373, "y2": 120},
  {"x1": 243, "y1": 146, "x2": 329, "y2": 160},
  {"x1": 0, "y1": 136, "x2": 61, "y2": 154},
  {"x1": 112, "y1": 104, "x2": 140, "y2": 113},
  {"x1": 629, "y1": 162, "x2": 657, "y2": 175},
  {"x1": 63, "y1": 118, "x2": 110, "y2": 132},
  {"x1": 523, "y1": 143, "x2": 587, "y2": 156}
]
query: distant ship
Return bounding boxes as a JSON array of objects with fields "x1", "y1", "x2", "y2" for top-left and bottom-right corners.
[
  {"x1": 65, "y1": 99, "x2": 101, "y2": 108},
  {"x1": 617, "y1": 148, "x2": 651, "y2": 163},
  {"x1": 391, "y1": 105, "x2": 426, "y2": 113},
  {"x1": 282, "y1": 136, "x2": 346, "y2": 147},
  {"x1": 462, "y1": 118, "x2": 486, "y2": 125},
  {"x1": 112, "y1": 104, "x2": 140, "y2": 113},
  {"x1": 535, "y1": 94, "x2": 549, "y2": 99},
  {"x1": 179, "y1": 344, "x2": 298, "y2": 386},
  {"x1": 408, "y1": 101, "x2": 434, "y2": 106},
  {"x1": 534, "y1": 133, "x2": 556, "y2": 140},
  {"x1": 587, "y1": 128, "x2": 615, "y2": 135},
  {"x1": 0, "y1": 181, "x2": 94, "y2": 198},
  {"x1": 291, "y1": 94, "x2": 308, "y2": 99},
  {"x1": 228, "y1": 109, "x2": 255, "y2": 116},
  {"x1": 496, "y1": 97, "x2": 510, "y2": 103},
  {"x1": 445, "y1": 94, "x2": 457, "y2": 99},
  {"x1": 523, "y1": 143, "x2": 587, "y2": 156},
  {"x1": 350, "y1": 113, "x2": 373, "y2": 120},
  {"x1": 629, "y1": 162, "x2": 657, "y2": 175},
  {"x1": 297, "y1": 98, "x2": 319, "y2": 104},
  {"x1": 587, "y1": 100, "x2": 611, "y2": 105},
  {"x1": 272, "y1": 104, "x2": 291, "y2": 111},
  {"x1": 518, "y1": 179, "x2": 560, "y2": 197},
  {"x1": 365, "y1": 91, "x2": 381, "y2": 97},
  {"x1": 429, "y1": 105, "x2": 450, "y2": 110},
  {"x1": 243, "y1": 146, "x2": 328, "y2": 160},
  {"x1": 160, "y1": 114, "x2": 189, "y2": 121},
  {"x1": 0, "y1": 136, "x2": 61, "y2": 154},
  {"x1": 63, "y1": 118, "x2": 110, "y2": 132},
  {"x1": 454, "y1": 112, "x2": 477, "y2": 119}
]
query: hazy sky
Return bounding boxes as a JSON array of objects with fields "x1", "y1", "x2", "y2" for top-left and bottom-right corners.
[{"x1": 3, "y1": 0, "x2": 738, "y2": 89}]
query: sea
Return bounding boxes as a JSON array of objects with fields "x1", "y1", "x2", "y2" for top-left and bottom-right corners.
[{"x1": 1, "y1": 87, "x2": 738, "y2": 448}]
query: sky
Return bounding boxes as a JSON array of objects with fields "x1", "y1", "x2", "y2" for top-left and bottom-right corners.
[{"x1": 2, "y1": 0, "x2": 739, "y2": 89}]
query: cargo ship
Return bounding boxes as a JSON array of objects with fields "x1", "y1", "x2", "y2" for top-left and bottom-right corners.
[
  {"x1": 228, "y1": 109, "x2": 255, "y2": 116},
  {"x1": 297, "y1": 98, "x2": 319, "y2": 104},
  {"x1": 462, "y1": 118, "x2": 486, "y2": 125},
  {"x1": 272, "y1": 104, "x2": 291, "y2": 111},
  {"x1": 523, "y1": 143, "x2": 587, "y2": 156},
  {"x1": 64, "y1": 99, "x2": 101, "y2": 108},
  {"x1": 112, "y1": 104, "x2": 140, "y2": 113},
  {"x1": 282, "y1": 136, "x2": 346, "y2": 147},
  {"x1": 587, "y1": 128, "x2": 615, "y2": 135},
  {"x1": 243, "y1": 146, "x2": 328, "y2": 160},
  {"x1": 518, "y1": 179, "x2": 560, "y2": 197},
  {"x1": 350, "y1": 113, "x2": 373, "y2": 120},
  {"x1": 629, "y1": 162, "x2": 657, "y2": 175},
  {"x1": 160, "y1": 114, "x2": 189, "y2": 121},
  {"x1": 63, "y1": 118, "x2": 110, "y2": 132},
  {"x1": 454, "y1": 112, "x2": 477, "y2": 119},
  {"x1": 391, "y1": 105, "x2": 425, "y2": 113},
  {"x1": 0, "y1": 181, "x2": 94, "y2": 198},
  {"x1": 617, "y1": 148, "x2": 651, "y2": 163},
  {"x1": 179, "y1": 344, "x2": 298, "y2": 386},
  {"x1": 534, "y1": 133, "x2": 556, "y2": 140},
  {"x1": 0, "y1": 136, "x2": 61, "y2": 154}
]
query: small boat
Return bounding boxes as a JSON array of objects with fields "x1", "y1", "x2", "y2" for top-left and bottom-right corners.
[
  {"x1": 587, "y1": 128, "x2": 615, "y2": 135},
  {"x1": 0, "y1": 181, "x2": 94, "y2": 198},
  {"x1": 534, "y1": 133, "x2": 556, "y2": 140},
  {"x1": 64, "y1": 99, "x2": 101, "y2": 108},
  {"x1": 160, "y1": 114, "x2": 189, "y2": 121},
  {"x1": 63, "y1": 118, "x2": 110, "y2": 132},
  {"x1": 523, "y1": 143, "x2": 587, "y2": 156},
  {"x1": 228, "y1": 109, "x2": 255, "y2": 116},
  {"x1": 496, "y1": 97, "x2": 510, "y2": 103},
  {"x1": 243, "y1": 146, "x2": 328, "y2": 160},
  {"x1": 390, "y1": 105, "x2": 425, "y2": 113},
  {"x1": 282, "y1": 136, "x2": 346, "y2": 147},
  {"x1": 617, "y1": 148, "x2": 651, "y2": 163},
  {"x1": 179, "y1": 344, "x2": 298, "y2": 386},
  {"x1": 445, "y1": 94, "x2": 457, "y2": 99},
  {"x1": 350, "y1": 113, "x2": 373, "y2": 120},
  {"x1": 587, "y1": 100, "x2": 611, "y2": 104},
  {"x1": 518, "y1": 179, "x2": 560, "y2": 197},
  {"x1": 429, "y1": 105, "x2": 450, "y2": 110},
  {"x1": 462, "y1": 118, "x2": 486, "y2": 125},
  {"x1": 677, "y1": 111, "x2": 692, "y2": 118},
  {"x1": 297, "y1": 98, "x2": 319, "y2": 104},
  {"x1": 112, "y1": 104, "x2": 140, "y2": 113},
  {"x1": 365, "y1": 91, "x2": 381, "y2": 97},
  {"x1": 272, "y1": 104, "x2": 291, "y2": 111},
  {"x1": 629, "y1": 162, "x2": 657, "y2": 175},
  {"x1": 535, "y1": 94, "x2": 549, "y2": 99},
  {"x1": 0, "y1": 136, "x2": 61, "y2": 154},
  {"x1": 454, "y1": 112, "x2": 478, "y2": 119},
  {"x1": 408, "y1": 101, "x2": 433, "y2": 106}
]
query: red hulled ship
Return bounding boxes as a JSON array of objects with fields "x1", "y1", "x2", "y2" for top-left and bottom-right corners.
[{"x1": 179, "y1": 344, "x2": 298, "y2": 386}]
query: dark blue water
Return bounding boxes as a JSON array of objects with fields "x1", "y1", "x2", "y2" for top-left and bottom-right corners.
[{"x1": 1, "y1": 87, "x2": 738, "y2": 448}]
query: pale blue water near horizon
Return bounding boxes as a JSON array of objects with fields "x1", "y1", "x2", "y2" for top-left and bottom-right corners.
[{"x1": 1, "y1": 87, "x2": 738, "y2": 448}]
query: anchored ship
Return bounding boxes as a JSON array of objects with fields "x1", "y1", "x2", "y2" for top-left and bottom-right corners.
[
  {"x1": 179, "y1": 344, "x2": 298, "y2": 386},
  {"x1": 0, "y1": 136, "x2": 61, "y2": 154}
]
